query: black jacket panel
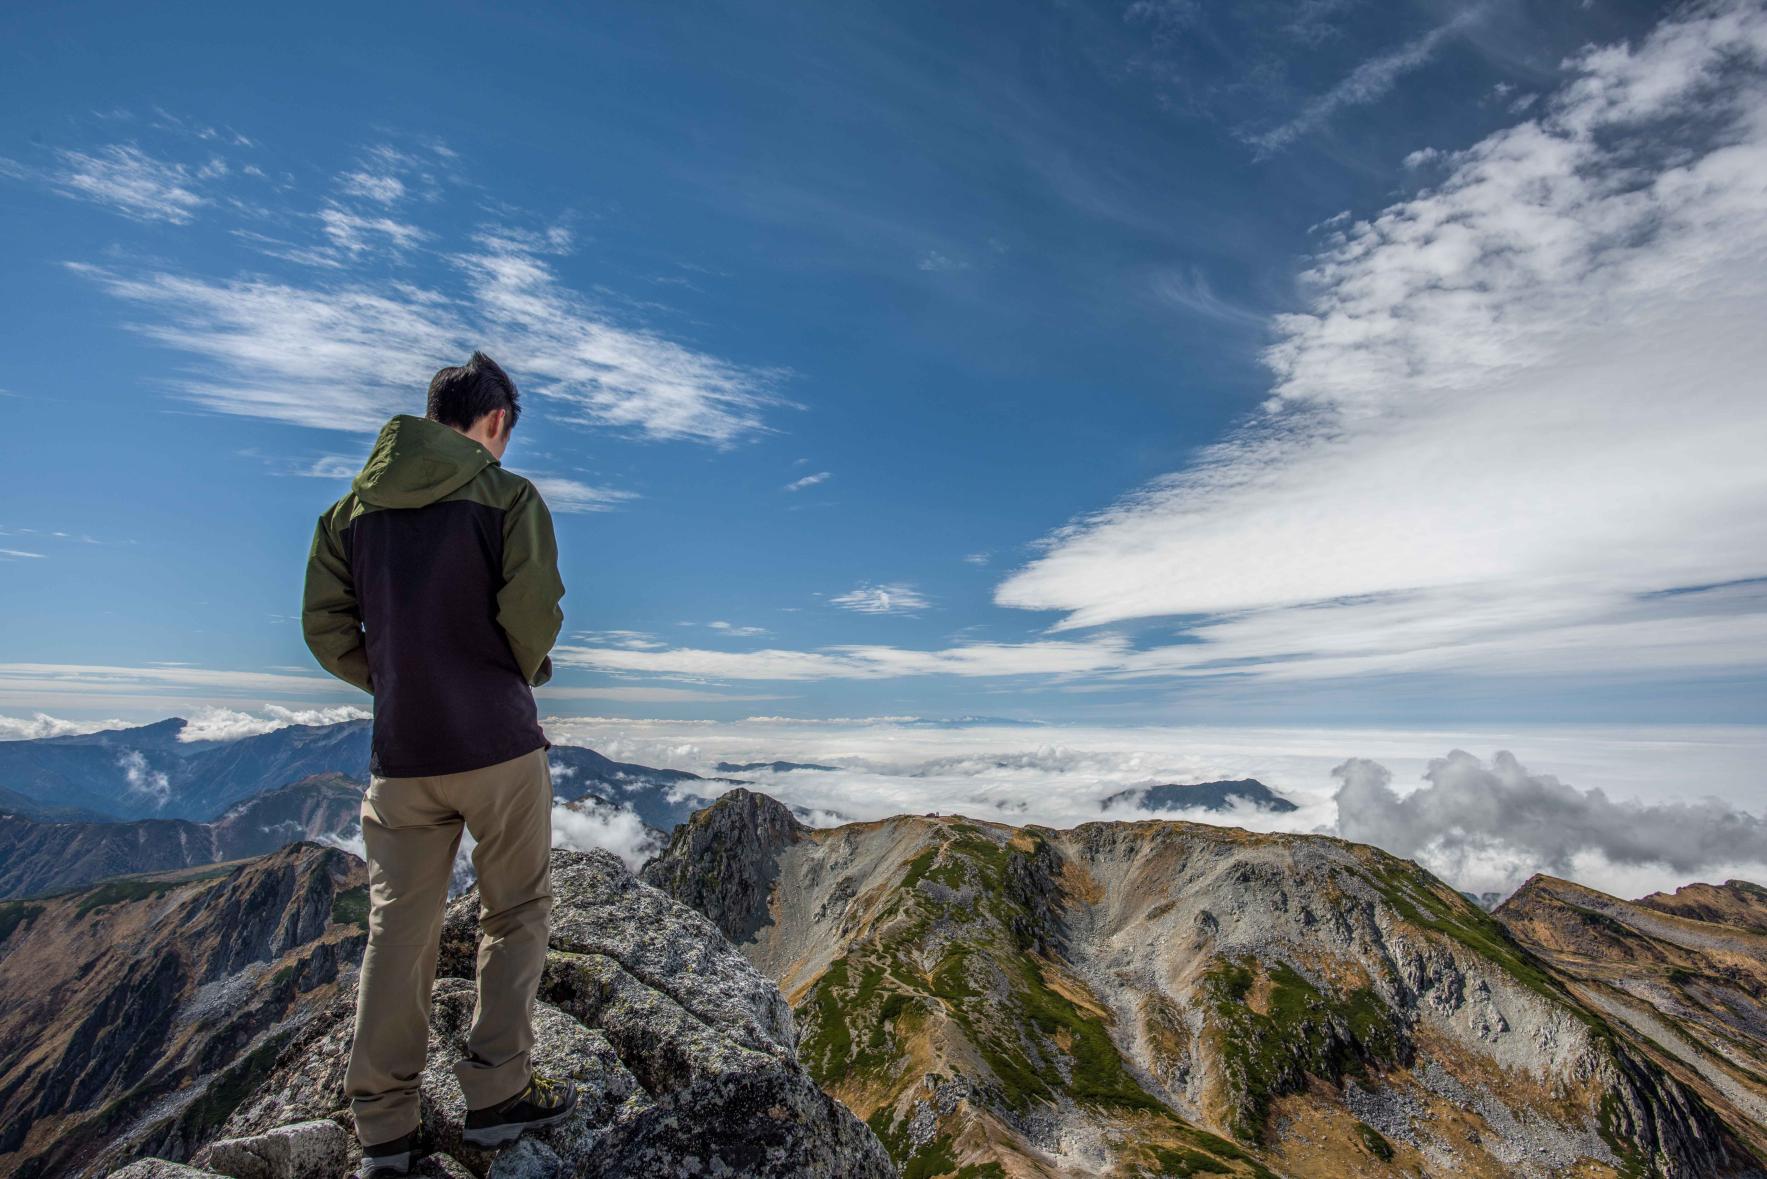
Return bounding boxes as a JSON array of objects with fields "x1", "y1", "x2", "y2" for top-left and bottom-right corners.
[{"x1": 346, "y1": 498, "x2": 547, "y2": 777}]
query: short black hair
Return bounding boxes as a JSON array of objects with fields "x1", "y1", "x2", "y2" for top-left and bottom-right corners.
[{"x1": 427, "y1": 351, "x2": 521, "y2": 433}]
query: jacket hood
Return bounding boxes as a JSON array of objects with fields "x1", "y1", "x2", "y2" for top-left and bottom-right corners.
[{"x1": 353, "y1": 415, "x2": 496, "y2": 509}]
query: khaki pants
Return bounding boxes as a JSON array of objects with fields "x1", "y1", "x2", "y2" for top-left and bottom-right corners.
[{"x1": 345, "y1": 747, "x2": 554, "y2": 1146}]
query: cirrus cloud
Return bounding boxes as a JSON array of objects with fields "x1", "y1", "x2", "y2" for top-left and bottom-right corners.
[
  {"x1": 830, "y1": 583, "x2": 931, "y2": 615},
  {"x1": 997, "y1": 0, "x2": 1767, "y2": 691}
]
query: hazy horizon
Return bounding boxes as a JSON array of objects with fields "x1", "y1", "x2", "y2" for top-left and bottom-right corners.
[{"x1": 7, "y1": 705, "x2": 1762, "y2": 902}]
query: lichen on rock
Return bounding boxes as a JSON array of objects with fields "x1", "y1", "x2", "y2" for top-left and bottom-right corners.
[{"x1": 132, "y1": 847, "x2": 890, "y2": 1179}]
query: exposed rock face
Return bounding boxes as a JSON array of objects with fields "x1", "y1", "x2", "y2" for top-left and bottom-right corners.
[
  {"x1": 640, "y1": 787, "x2": 808, "y2": 944},
  {"x1": 0, "y1": 774, "x2": 365, "y2": 899},
  {"x1": 646, "y1": 789, "x2": 1766, "y2": 1179},
  {"x1": 1496, "y1": 874, "x2": 1767, "y2": 1163},
  {"x1": 205, "y1": 848, "x2": 891, "y2": 1179},
  {"x1": 0, "y1": 843, "x2": 367, "y2": 1178}
]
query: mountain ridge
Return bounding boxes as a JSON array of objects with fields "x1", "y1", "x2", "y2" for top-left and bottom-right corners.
[{"x1": 642, "y1": 790, "x2": 1765, "y2": 1178}]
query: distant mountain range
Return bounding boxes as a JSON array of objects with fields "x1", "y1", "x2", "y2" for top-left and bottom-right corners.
[
  {"x1": 0, "y1": 717, "x2": 370, "y2": 822},
  {"x1": 0, "y1": 772, "x2": 363, "y2": 898},
  {"x1": 0, "y1": 719, "x2": 738, "y2": 899}
]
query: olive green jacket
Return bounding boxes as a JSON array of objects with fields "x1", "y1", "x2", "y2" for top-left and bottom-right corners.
[{"x1": 301, "y1": 416, "x2": 565, "y2": 774}]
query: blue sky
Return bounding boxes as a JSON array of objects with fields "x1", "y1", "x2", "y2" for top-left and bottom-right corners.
[{"x1": 2, "y1": 0, "x2": 1764, "y2": 729}]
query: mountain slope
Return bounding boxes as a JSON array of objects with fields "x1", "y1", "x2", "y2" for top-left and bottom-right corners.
[
  {"x1": 1635, "y1": 880, "x2": 1767, "y2": 936},
  {"x1": 1496, "y1": 875, "x2": 1767, "y2": 1161},
  {"x1": 0, "y1": 844, "x2": 367, "y2": 1178},
  {"x1": 0, "y1": 774, "x2": 365, "y2": 899},
  {"x1": 645, "y1": 791, "x2": 1763, "y2": 1179}
]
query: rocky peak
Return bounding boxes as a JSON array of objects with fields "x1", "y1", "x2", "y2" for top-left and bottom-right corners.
[
  {"x1": 644, "y1": 793, "x2": 1763, "y2": 1178},
  {"x1": 639, "y1": 787, "x2": 807, "y2": 944},
  {"x1": 180, "y1": 847, "x2": 891, "y2": 1178}
]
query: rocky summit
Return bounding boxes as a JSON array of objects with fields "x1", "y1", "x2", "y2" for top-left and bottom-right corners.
[
  {"x1": 642, "y1": 789, "x2": 1767, "y2": 1178},
  {"x1": 107, "y1": 847, "x2": 892, "y2": 1179}
]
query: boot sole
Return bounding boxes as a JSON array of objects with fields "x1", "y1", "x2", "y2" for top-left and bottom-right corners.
[
  {"x1": 462, "y1": 1103, "x2": 576, "y2": 1147},
  {"x1": 358, "y1": 1152, "x2": 411, "y2": 1178}
]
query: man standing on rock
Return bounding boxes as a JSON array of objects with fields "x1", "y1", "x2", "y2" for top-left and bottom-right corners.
[{"x1": 303, "y1": 352, "x2": 578, "y2": 1177}]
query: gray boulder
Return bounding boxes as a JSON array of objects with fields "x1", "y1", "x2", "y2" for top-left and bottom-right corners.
[
  {"x1": 109, "y1": 1163, "x2": 224, "y2": 1178},
  {"x1": 205, "y1": 1120, "x2": 352, "y2": 1179},
  {"x1": 203, "y1": 848, "x2": 891, "y2": 1179}
]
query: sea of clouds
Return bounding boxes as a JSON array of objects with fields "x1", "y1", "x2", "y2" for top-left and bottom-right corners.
[{"x1": 542, "y1": 715, "x2": 1767, "y2": 902}]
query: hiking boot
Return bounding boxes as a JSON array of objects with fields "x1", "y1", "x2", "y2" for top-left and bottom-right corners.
[
  {"x1": 463, "y1": 1072, "x2": 578, "y2": 1147},
  {"x1": 357, "y1": 1129, "x2": 417, "y2": 1178}
]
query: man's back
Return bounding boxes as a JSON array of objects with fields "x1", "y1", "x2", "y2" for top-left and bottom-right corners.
[
  {"x1": 300, "y1": 353, "x2": 577, "y2": 1175},
  {"x1": 304, "y1": 414, "x2": 564, "y2": 777}
]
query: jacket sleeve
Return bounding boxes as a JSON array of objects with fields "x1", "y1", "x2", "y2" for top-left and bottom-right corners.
[
  {"x1": 499, "y1": 481, "x2": 566, "y2": 687},
  {"x1": 301, "y1": 506, "x2": 373, "y2": 694}
]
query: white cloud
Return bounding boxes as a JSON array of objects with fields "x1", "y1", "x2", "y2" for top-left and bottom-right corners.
[
  {"x1": 1151, "y1": 265, "x2": 1266, "y2": 327},
  {"x1": 462, "y1": 230, "x2": 786, "y2": 445},
  {"x1": 707, "y1": 621, "x2": 770, "y2": 637},
  {"x1": 47, "y1": 144, "x2": 210, "y2": 222},
  {"x1": 0, "y1": 712, "x2": 131, "y2": 741},
  {"x1": 918, "y1": 250, "x2": 972, "y2": 273},
  {"x1": 176, "y1": 703, "x2": 370, "y2": 742},
  {"x1": 0, "y1": 662, "x2": 346, "y2": 712},
  {"x1": 1248, "y1": 8, "x2": 1485, "y2": 153},
  {"x1": 529, "y1": 476, "x2": 638, "y2": 514},
  {"x1": 830, "y1": 582, "x2": 931, "y2": 615},
  {"x1": 297, "y1": 454, "x2": 362, "y2": 480},
  {"x1": 1333, "y1": 749, "x2": 1767, "y2": 900},
  {"x1": 117, "y1": 749, "x2": 171, "y2": 806},
  {"x1": 537, "y1": 684, "x2": 787, "y2": 703},
  {"x1": 25, "y1": 133, "x2": 778, "y2": 445},
  {"x1": 339, "y1": 170, "x2": 406, "y2": 203},
  {"x1": 0, "y1": 548, "x2": 45, "y2": 560},
  {"x1": 553, "y1": 635, "x2": 1131, "y2": 681},
  {"x1": 574, "y1": 630, "x2": 665, "y2": 650},
  {"x1": 71, "y1": 222, "x2": 786, "y2": 443},
  {"x1": 964, "y1": 552, "x2": 991, "y2": 566},
  {"x1": 67, "y1": 263, "x2": 465, "y2": 431},
  {"x1": 318, "y1": 206, "x2": 427, "y2": 255},
  {"x1": 550, "y1": 802, "x2": 666, "y2": 871},
  {"x1": 997, "y1": 0, "x2": 1767, "y2": 689},
  {"x1": 784, "y1": 470, "x2": 831, "y2": 492},
  {"x1": 320, "y1": 829, "x2": 367, "y2": 860}
]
